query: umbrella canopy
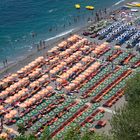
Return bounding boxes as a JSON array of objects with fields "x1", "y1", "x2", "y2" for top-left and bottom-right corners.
[
  {"x1": 0, "y1": 105, "x2": 4, "y2": 110},
  {"x1": 5, "y1": 113, "x2": 12, "y2": 119}
]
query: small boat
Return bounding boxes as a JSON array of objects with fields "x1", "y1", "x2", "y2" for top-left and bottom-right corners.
[
  {"x1": 86, "y1": 6, "x2": 94, "y2": 10},
  {"x1": 127, "y1": 2, "x2": 140, "y2": 7},
  {"x1": 75, "y1": 4, "x2": 81, "y2": 9}
]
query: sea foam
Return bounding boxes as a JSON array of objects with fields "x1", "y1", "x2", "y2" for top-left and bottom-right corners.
[
  {"x1": 45, "y1": 29, "x2": 75, "y2": 42},
  {"x1": 114, "y1": 0, "x2": 125, "y2": 6}
]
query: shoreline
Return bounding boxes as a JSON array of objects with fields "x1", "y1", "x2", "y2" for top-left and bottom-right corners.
[{"x1": 0, "y1": 0, "x2": 131, "y2": 79}]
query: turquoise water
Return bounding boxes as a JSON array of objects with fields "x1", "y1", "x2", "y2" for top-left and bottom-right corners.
[{"x1": 0, "y1": 0, "x2": 120, "y2": 64}]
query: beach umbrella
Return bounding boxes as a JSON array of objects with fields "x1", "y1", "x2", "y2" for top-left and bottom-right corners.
[
  {"x1": 115, "y1": 45, "x2": 121, "y2": 49},
  {"x1": 0, "y1": 105, "x2": 4, "y2": 111},
  {"x1": 50, "y1": 69, "x2": 56, "y2": 75},
  {"x1": 36, "y1": 105, "x2": 43, "y2": 110},
  {"x1": 10, "y1": 110, "x2": 17, "y2": 116},
  {"x1": 26, "y1": 111, "x2": 34, "y2": 117},
  {"x1": 30, "y1": 98, "x2": 36, "y2": 103},
  {"x1": 72, "y1": 80, "x2": 79, "y2": 85},
  {"x1": 69, "y1": 83, "x2": 75, "y2": 89},
  {"x1": 35, "y1": 122, "x2": 42, "y2": 128},
  {"x1": 7, "y1": 128, "x2": 15, "y2": 134},
  {"x1": 39, "y1": 118, "x2": 47, "y2": 123},
  {"x1": 5, "y1": 113, "x2": 12, "y2": 119},
  {"x1": 32, "y1": 109, "x2": 39, "y2": 115},
  {"x1": 34, "y1": 94, "x2": 41, "y2": 100},
  {"x1": 0, "y1": 91, "x2": 8, "y2": 98},
  {"x1": 79, "y1": 74, "x2": 86, "y2": 79},
  {"x1": 5, "y1": 98, "x2": 13, "y2": 104},
  {"x1": 42, "y1": 74, "x2": 49, "y2": 79},
  {"x1": 38, "y1": 77, "x2": 46, "y2": 84},
  {"x1": 65, "y1": 86, "x2": 71, "y2": 91},
  {"x1": 56, "y1": 78, "x2": 63, "y2": 83},
  {"x1": 17, "y1": 119, "x2": 24, "y2": 125},
  {"x1": 0, "y1": 133, "x2": 8, "y2": 139},
  {"x1": 30, "y1": 126, "x2": 38, "y2": 132},
  {"x1": 19, "y1": 103, "x2": 27, "y2": 108},
  {"x1": 41, "y1": 102, "x2": 48, "y2": 108},
  {"x1": 46, "y1": 86, "x2": 53, "y2": 91}
]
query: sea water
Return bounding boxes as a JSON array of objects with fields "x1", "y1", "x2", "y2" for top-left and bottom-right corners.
[{"x1": 0, "y1": 0, "x2": 122, "y2": 65}]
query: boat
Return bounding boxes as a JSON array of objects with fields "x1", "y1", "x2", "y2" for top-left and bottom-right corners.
[
  {"x1": 127, "y1": 2, "x2": 140, "y2": 7},
  {"x1": 86, "y1": 6, "x2": 94, "y2": 10},
  {"x1": 75, "y1": 4, "x2": 81, "y2": 9}
]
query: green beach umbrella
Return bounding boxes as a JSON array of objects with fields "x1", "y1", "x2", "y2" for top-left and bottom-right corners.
[
  {"x1": 35, "y1": 122, "x2": 42, "y2": 128},
  {"x1": 62, "y1": 102, "x2": 69, "y2": 106},
  {"x1": 62, "y1": 115, "x2": 68, "y2": 120},
  {"x1": 39, "y1": 118, "x2": 47, "y2": 123},
  {"x1": 59, "y1": 118, "x2": 64, "y2": 123},
  {"x1": 91, "y1": 105, "x2": 96, "y2": 110},
  {"x1": 67, "y1": 98, "x2": 72, "y2": 103},
  {"x1": 94, "y1": 103, "x2": 100, "y2": 107},
  {"x1": 32, "y1": 109, "x2": 39, "y2": 115},
  {"x1": 46, "y1": 100, "x2": 52, "y2": 104},
  {"x1": 54, "y1": 108, "x2": 60, "y2": 113},
  {"x1": 103, "y1": 95, "x2": 109, "y2": 100},
  {"x1": 22, "y1": 116, "x2": 29, "y2": 121},
  {"x1": 82, "y1": 112, "x2": 89, "y2": 117},
  {"x1": 87, "y1": 109, "x2": 93, "y2": 113},
  {"x1": 66, "y1": 112, "x2": 72, "y2": 117},
  {"x1": 36, "y1": 105, "x2": 43, "y2": 110},
  {"x1": 48, "y1": 112, "x2": 55, "y2": 117},
  {"x1": 75, "y1": 105, "x2": 80, "y2": 109},
  {"x1": 56, "y1": 133, "x2": 63, "y2": 138},
  {"x1": 30, "y1": 126, "x2": 38, "y2": 132},
  {"x1": 17, "y1": 119, "x2": 24, "y2": 125},
  {"x1": 78, "y1": 101, "x2": 84, "y2": 106},
  {"x1": 98, "y1": 113, "x2": 104, "y2": 118},
  {"x1": 80, "y1": 88, "x2": 86, "y2": 92},
  {"x1": 94, "y1": 115, "x2": 101, "y2": 121},
  {"x1": 53, "y1": 121, "x2": 60, "y2": 126},
  {"x1": 85, "y1": 123, "x2": 93, "y2": 128},
  {"x1": 41, "y1": 102, "x2": 48, "y2": 108},
  {"x1": 49, "y1": 125, "x2": 56, "y2": 131},
  {"x1": 80, "y1": 127, "x2": 87, "y2": 132},
  {"x1": 70, "y1": 108, "x2": 76, "y2": 113},
  {"x1": 27, "y1": 112, "x2": 34, "y2": 117},
  {"x1": 75, "y1": 119, "x2": 81, "y2": 123}
]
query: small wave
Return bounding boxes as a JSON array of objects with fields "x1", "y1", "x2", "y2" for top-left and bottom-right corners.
[
  {"x1": 114, "y1": 0, "x2": 125, "y2": 6},
  {"x1": 45, "y1": 29, "x2": 75, "y2": 42},
  {"x1": 48, "y1": 8, "x2": 57, "y2": 13}
]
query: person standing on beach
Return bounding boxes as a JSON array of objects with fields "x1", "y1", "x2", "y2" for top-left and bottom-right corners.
[
  {"x1": 5, "y1": 59, "x2": 8, "y2": 66},
  {"x1": 43, "y1": 41, "x2": 46, "y2": 49}
]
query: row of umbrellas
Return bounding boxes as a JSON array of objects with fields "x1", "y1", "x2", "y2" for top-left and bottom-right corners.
[
  {"x1": 48, "y1": 38, "x2": 88, "y2": 65},
  {"x1": 57, "y1": 56, "x2": 94, "y2": 82},
  {"x1": 19, "y1": 86, "x2": 53, "y2": 108},
  {"x1": 4, "y1": 109, "x2": 18, "y2": 119},
  {"x1": 5, "y1": 88, "x2": 28, "y2": 104},
  {"x1": 48, "y1": 34, "x2": 82, "y2": 54},
  {"x1": 49, "y1": 43, "x2": 89, "y2": 76},
  {"x1": 0, "y1": 73, "x2": 18, "y2": 89},
  {"x1": 0, "y1": 77, "x2": 29, "y2": 99},
  {"x1": 28, "y1": 68, "x2": 42, "y2": 80},
  {"x1": 29, "y1": 74, "x2": 49, "y2": 89},
  {"x1": 64, "y1": 61, "x2": 101, "y2": 92},
  {"x1": 92, "y1": 42, "x2": 109, "y2": 55},
  {"x1": 17, "y1": 56, "x2": 44, "y2": 75}
]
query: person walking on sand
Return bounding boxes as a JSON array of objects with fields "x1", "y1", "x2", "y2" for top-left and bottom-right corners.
[
  {"x1": 3, "y1": 60, "x2": 5, "y2": 68},
  {"x1": 5, "y1": 59, "x2": 8, "y2": 66},
  {"x1": 43, "y1": 41, "x2": 46, "y2": 49}
]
